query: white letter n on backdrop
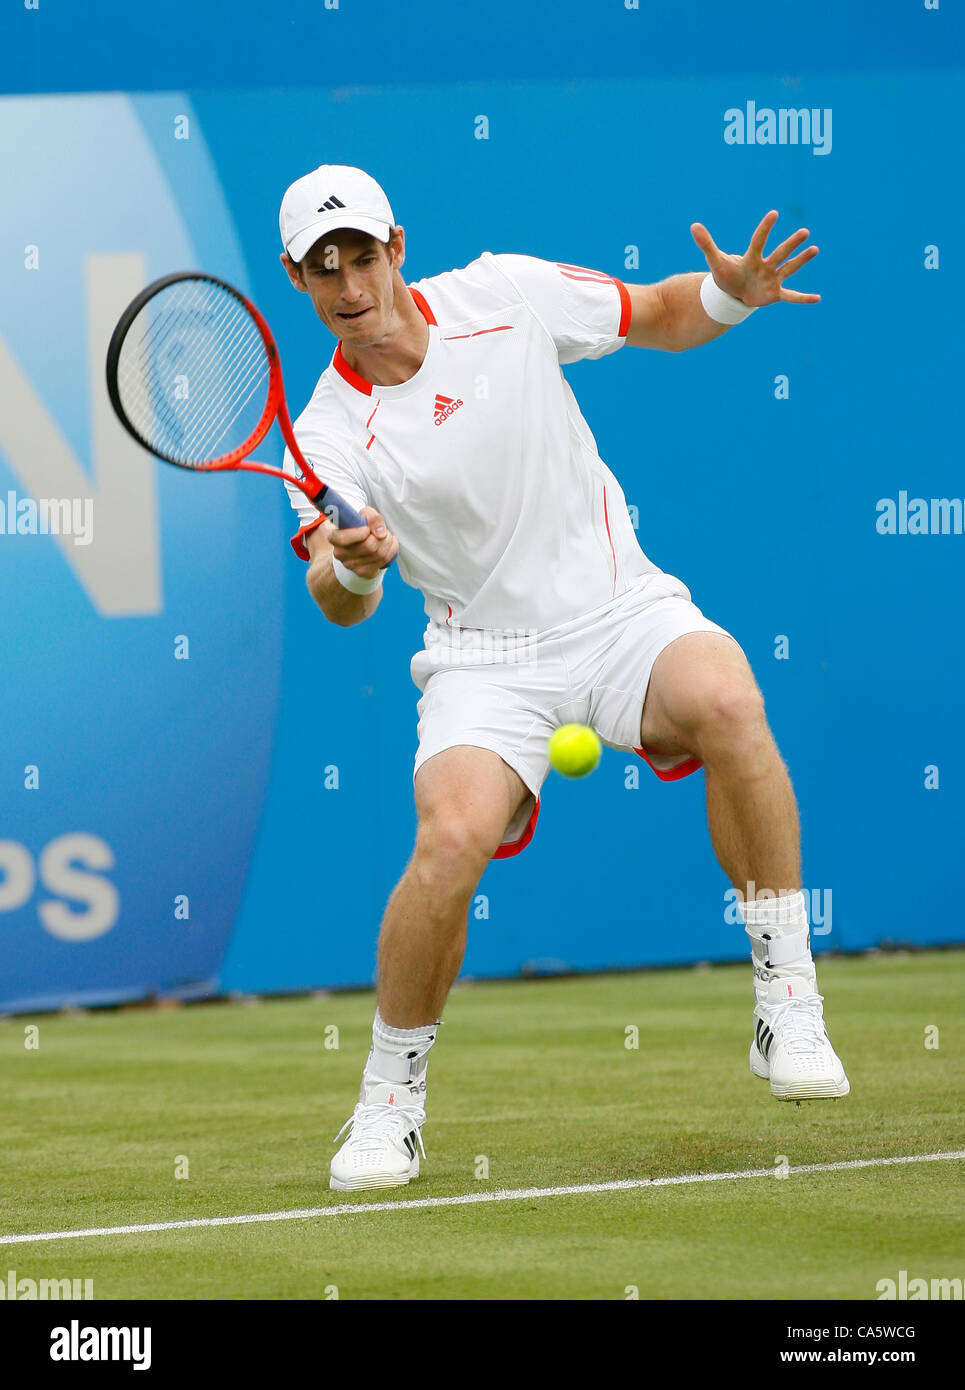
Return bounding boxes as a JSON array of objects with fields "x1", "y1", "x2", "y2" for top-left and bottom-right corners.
[{"x1": 0, "y1": 253, "x2": 161, "y2": 615}]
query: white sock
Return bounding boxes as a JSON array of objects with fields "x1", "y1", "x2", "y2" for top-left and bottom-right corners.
[
  {"x1": 739, "y1": 891, "x2": 816, "y2": 999},
  {"x1": 740, "y1": 890, "x2": 808, "y2": 937},
  {"x1": 360, "y1": 1010, "x2": 439, "y2": 1108}
]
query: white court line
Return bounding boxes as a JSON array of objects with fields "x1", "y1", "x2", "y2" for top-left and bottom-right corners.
[{"x1": 2, "y1": 1149, "x2": 962, "y2": 1247}]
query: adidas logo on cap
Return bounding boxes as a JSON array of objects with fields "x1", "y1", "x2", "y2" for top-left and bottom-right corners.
[{"x1": 317, "y1": 195, "x2": 346, "y2": 212}]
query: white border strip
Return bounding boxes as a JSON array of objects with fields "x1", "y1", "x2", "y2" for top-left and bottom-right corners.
[{"x1": 2, "y1": 1150, "x2": 962, "y2": 1246}]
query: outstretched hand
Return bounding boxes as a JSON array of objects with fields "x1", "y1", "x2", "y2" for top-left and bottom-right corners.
[{"x1": 690, "y1": 210, "x2": 820, "y2": 307}]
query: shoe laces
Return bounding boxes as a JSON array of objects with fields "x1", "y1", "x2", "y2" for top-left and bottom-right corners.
[
  {"x1": 334, "y1": 1101, "x2": 426, "y2": 1159},
  {"x1": 768, "y1": 994, "x2": 828, "y2": 1055}
]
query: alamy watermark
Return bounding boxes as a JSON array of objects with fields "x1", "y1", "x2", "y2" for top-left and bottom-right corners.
[
  {"x1": 877, "y1": 1270, "x2": 963, "y2": 1300},
  {"x1": 423, "y1": 619, "x2": 539, "y2": 666},
  {"x1": 724, "y1": 884, "x2": 832, "y2": 935},
  {"x1": 1, "y1": 1268, "x2": 93, "y2": 1300},
  {"x1": 876, "y1": 492, "x2": 965, "y2": 536},
  {"x1": 0, "y1": 490, "x2": 93, "y2": 546},
  {"x1": 724, "y1": 101, "x2": 832, "y2": 156},
  {"x1": 50, "y1": 1320, "x2": 151, "y2": 1370}
]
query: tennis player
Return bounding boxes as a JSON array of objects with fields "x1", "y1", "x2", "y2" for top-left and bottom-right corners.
[{"x1": 278, "y1": 164, "x2": 849, "y2": 1192}]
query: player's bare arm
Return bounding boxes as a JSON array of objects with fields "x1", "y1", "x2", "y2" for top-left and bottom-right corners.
[
  {"x1": 305, "y1": 507, "x2": 398, "y2": 626},
  {"x1": 624, "y1": 209, "x2": 820, "y2": 352}
]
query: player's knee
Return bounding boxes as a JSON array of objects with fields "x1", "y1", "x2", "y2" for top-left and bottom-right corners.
[
  {"x1": 695, "y1": 682, "x2": 768, "y2": 755},
  {"x1": 413, "y1": 810, "x2": 497, "y2": 890}
]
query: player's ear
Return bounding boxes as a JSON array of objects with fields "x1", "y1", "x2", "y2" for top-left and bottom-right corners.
[
  {"x1": 386, "y1": 227, "x2": 405, "y2": 272},
  {"x1": 280, "y1": 251, "x2": 308, "y2": 292}
]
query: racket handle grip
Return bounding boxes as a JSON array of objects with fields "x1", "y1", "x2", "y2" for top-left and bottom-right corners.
[{"x1": 311, "y1": 486, "x2": 397, "y2": 570}]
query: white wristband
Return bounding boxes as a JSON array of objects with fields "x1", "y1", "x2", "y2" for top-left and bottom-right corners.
[
  {"x1": 332, "y1": 556, "x2": 385, "y2": 595},
  {"x1": 699, "y1": 272, "x2": 757, "y2": 325}
]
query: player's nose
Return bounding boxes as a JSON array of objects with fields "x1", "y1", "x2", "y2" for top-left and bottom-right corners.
[{"x1": 339, "y1": 274, "x2": 364, "y2": 303}]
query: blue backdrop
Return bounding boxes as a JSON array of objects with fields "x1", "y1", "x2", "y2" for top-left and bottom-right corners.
[{"x1": 2, "y1": 2, "x2": 962, "y2": 1010}]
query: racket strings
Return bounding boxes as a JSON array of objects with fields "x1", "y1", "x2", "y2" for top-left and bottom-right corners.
[
  {"x1": 176, "y1": 328, "x2": 267, "y2": 458},
  {"x1": 136, "y1": 285, "x2": 242, "y2": 422},
  {"x1": 122, "y1": 279, "x2": 264, "y2": 431},
  {"x1": 115, "y1": 278, "x2": 272, "y2": 467},
  {"x1": 157, "y1": 282, "x2": 263, "y2": 441},
  {"x1": 131, "y1": 281, "x2": 270, "y2": 461}
]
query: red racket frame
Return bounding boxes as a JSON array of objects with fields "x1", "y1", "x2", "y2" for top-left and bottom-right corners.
[{"x1": 106, "y1": 271, "x2": 372, "y2": 538}]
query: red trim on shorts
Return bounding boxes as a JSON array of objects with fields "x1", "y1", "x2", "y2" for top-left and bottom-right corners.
[
  {"x1": 613, "y1": 277, "x2": 632, "y2": 337},
  {"x1": 492, "y1": 795, "x2": 540, "y2": 859},
  {"x1": 633, "y1": 746, "x2": 703, "y2": 781},
  {"x1": 290, "y1": 514, "x2": 326, "y2": 561},
  {"x1": 495, "y1": 750, "x2": 697, "y2": 861}
]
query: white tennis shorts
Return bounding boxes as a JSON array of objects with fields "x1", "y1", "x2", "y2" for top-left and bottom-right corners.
[{"x1": 410, "y1": 570, "x2": 743, "y2": 858}]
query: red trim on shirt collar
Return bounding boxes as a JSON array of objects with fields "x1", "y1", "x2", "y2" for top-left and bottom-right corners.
[
  {"x1": 408, "y1": 287, "x2": 437, "y2": 325},
  {"x1": 332, "y1": 343, "x2": 373, "y2": 396},
  {"x1": 332, "y1": 286, "x2": 436, "y2": 396}
]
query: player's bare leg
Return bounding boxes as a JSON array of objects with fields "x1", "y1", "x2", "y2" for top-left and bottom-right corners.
[
  {"x1": 640, "y1": 631, "x2": 849, "y2": 1101},
  {"x1": 376, "y1": 747, "x2": 527, "y2": 1025},
  {"x1": 330, "y1": 746, "x2": 530, "y2": 1191},
  {"x1": 640, "y1": 632, "x2": 797, "y2": 888}
]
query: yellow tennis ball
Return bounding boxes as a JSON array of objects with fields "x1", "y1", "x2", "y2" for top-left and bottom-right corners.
[{"x1": 548, "y1": 723, "x2": 601, "y2": 778}]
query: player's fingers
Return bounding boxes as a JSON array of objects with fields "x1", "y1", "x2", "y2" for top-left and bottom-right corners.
[
  {"x1": 766, "y1": 227, "x2": 810, "y2": 265},
  {"x1": 359, "y1": 505, "x2": 389, "y2": 540},
  {"x1": 367, "y1": 530, "x2": 399, "y2": 565},
  {"x1": 328, "y1": 523, "x2": 371, "y2": 547},
  {"x1": 331, "y1": 527, "x2": 399, "y2": 566},
  {"x1": 747, "y1": 209, "x2": 779, "y2": 258},
  {"x1": 776, "y1": 245, "x2": 819, "y2": 279},
  {"x1": 778, "y1": 288, "x2": 821, "y2": 303},
  {"x1": 690, "y1": 222, "x2": 720, "y2": 260},
  {"x1": 333, "y1": 537, "x2": 382, "y2": 564},
  {"x1": 338, "y1": 533, "x2": 399, "y2": 578}
]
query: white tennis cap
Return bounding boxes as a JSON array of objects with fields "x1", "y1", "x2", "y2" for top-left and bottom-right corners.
[{"x1": 279, "y1": 164, "x2": 395, "y2": 262}]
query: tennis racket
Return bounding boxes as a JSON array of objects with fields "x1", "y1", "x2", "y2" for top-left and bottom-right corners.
[{"x1": 106, "y1": 270, "x2": 386, "y2": 551}]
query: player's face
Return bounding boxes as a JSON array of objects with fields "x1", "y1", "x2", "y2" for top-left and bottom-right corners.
[{"x1": 285, "y1": 229, "x2": 404, "y2": 346}]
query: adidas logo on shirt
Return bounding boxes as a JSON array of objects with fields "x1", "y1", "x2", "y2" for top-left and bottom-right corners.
[{"x1": 434, "y1": 393, "x2": 463, "y2": 425}]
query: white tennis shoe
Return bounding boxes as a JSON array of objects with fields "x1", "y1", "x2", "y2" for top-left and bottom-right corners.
[
  {"x1": 750, "y1": 975, "x2": 850, "y2": 1100},
  {"x1": 330, "y1": 1084, "x2": 426, "y2": 1192}
]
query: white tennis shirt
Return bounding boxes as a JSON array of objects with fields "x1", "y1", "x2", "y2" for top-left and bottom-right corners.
[{"x1": 284, "y1": 252, "x2": 664, "y2": 636}]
